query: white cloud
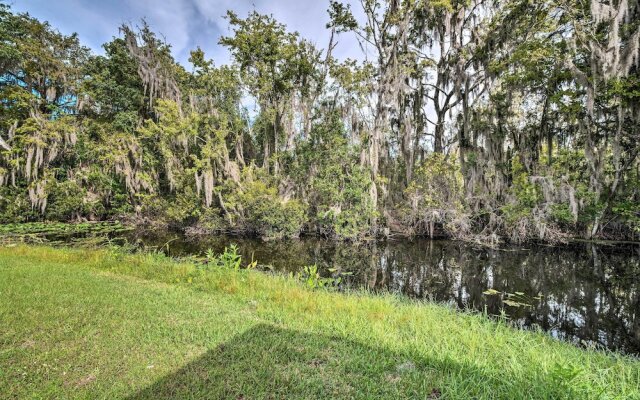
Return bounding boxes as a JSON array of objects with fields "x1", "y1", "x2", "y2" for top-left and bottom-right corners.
[{"x1": 12, "y1": 0, "x2": 366, "y2": 65}]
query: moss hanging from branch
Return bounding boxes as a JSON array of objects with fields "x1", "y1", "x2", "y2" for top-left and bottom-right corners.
[{"x1": 121, "y1": 23, "x2": 183, "y2": 112}]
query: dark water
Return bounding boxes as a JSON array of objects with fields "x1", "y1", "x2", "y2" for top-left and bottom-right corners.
[{"x1": 124, "y1": 231, "x2": 640, "y2": 356}]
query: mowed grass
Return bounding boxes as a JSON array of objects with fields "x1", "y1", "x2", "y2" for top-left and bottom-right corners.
[{"x1": 0, "y1": 245, "x2": 638, "y2": 399}]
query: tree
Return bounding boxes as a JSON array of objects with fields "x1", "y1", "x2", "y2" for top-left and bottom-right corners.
[{"x1": 220, "y1": 11, "x2": 321, "y2": 174}]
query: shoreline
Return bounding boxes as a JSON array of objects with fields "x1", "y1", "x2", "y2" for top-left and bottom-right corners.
[{"x1": 2, "y1": 221, "x2": 639, "y2": 249}]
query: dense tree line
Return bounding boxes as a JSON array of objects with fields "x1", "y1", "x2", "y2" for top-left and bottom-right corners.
[{"x1": 0, "y1": 1, "x2": 638, "y2": 243}]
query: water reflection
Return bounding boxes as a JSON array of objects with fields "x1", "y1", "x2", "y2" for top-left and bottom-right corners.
[{"x1": 126, "y1": 232, "x2": 640, "y2": 356}]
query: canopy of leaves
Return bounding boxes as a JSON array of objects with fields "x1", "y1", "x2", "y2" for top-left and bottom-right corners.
[{"x1": 0, "y1": 1, "x2": 638, "y2": 243}]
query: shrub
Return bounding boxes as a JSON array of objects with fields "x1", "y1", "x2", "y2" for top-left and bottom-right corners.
[
  {"x1": 164, "y1": 187, "x2": 202, "y2": 227},
  {"x1": 312, "y1": 166, "x2": 375, "y2": 240},
  {"x1": 401, "y1": 153, "x2": 467, "y2": 238},
  {"x1": 46, "y1": 180, "x2": 95, "y2": 221},
  {"x1": 191, "y1": 206, "x2": 227, "y2": 234},
  {"x1": 201, "y1": 244, "x2": 257, "y2": 271},
  {"x1": 239, "y1": 180, "x2": 306, "y2": 239},
  {"x1": 137, "y1": 194, "x2": 168, "y2": 220},
  {"x1": 288, "y1": 111, "x2": 375, "y2": 240},
  {"x1": 0, "y1": 187, "x2": 38, "y2": 223},
  {"x1": 296, "y1": 264, "x2": 342, "y2": 289},
  {"x1": 500, "y1": 157, "x2": 570, "y2": 243}
]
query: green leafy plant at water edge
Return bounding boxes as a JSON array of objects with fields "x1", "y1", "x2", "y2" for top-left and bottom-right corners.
[
  {"x1": 190, "y1": 245, "x2": 342, "y2": 290},
  {"x1": 218, "y1": 244, "x2": 242, "y2": 270},
  {"x1": 203, "y1": 244, "x2": 256, "y2": 271},
  {"x1": 296, "y1": 264, "x2": 342, "y2": 289}
]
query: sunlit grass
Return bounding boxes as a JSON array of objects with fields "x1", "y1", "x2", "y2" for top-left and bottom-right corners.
[{"x1": 1, "y1": 245, "x2": 639, "y2": 399}]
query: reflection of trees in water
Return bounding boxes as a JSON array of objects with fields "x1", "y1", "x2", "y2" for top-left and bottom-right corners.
[
  {"x1": 245, "y1": 239, "x2": 640, "y2": 354},
  {"x1": 347, "y1": 241, "x2": 640, "y2": 355},
  {"x1": 135, "y1": 232, "x2": 639, "y2": 354}
]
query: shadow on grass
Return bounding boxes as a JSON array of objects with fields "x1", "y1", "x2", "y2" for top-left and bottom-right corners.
[{"x1": 127, "y1": 323, "x2": 572, "y2": 400}]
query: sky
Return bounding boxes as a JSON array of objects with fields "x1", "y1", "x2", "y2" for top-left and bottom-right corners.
[{"x1": 10, "y1": 0, "x2": 364, "y2": 67}]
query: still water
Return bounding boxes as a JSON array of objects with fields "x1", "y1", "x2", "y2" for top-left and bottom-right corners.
[{"x1": 125, "y1": 232, "x2": 640, "y2": 356}]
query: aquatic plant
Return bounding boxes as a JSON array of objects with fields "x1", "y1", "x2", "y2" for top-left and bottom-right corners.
[
  {"x1": 297, "y1": 264, "x2": 343, "y2": 289},
  {"x1": 0, "y1": 221, "x2": 132, "y2": 237},
  {"x1": 203, "y1": 244, "x2": 254, "y2": 271}
]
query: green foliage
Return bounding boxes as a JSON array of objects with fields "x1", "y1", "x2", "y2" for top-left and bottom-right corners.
[
  {"x1": 612, "y1": 201, "x2": 640, "y2": 233},
  {"x1": 1, "y1": 2, "x2": 639, "y2": 243},
  {"x1": 402, "y1": 153, "x2": 466, "y2": 237},
  {"x1": 501, "y1": 158, "x2": 539, "y2": 227},
  {"x1": 610, "y1": 166, "x2": 640, "y2": 234},
  {"x1": 220, "y1": 11, "x2": 309, "y2": 100},
  {"x1": 548, "y1": 363, "x2": 586, "y2": 398},
  {"x1": 406, "y1": 154, "x2": 463, "y2": 209},
  {"x1": 0, "y1": 187, "x2": 38, "y2": 223},
  {"x1": 311, "y1": 161, "x2": 373, "y2": 239},
  {"x1": 201, "y1": 244, "x2": 258, "y2": 271},
  {"x1": 217, "y1": 244, "x2": 242, "y2": 270},
  {"x1": 164, "y1": 188, "x2": 202, "y2": 226},
  {"x1": 194, "y1": 206, "x2": 227, "y2": 233},
  {"x1": 291, "y1": 111, "x2": 375, "y2": 240},
  {"x1": 509, "y1": 158, "x2": 539, "y2": 210},
  {"x1": 82, "y1": 38, "x2": 145, "y2": 118},
  {"x1": 296, "y1": 264, "x2": 342, "y2": 289},
  {"x1": 46, "y1": 180, "x2": 90, "y2": 221},
  {"x1": 204, "y1": 244, "x2": 243, "y2": 270},
  {"x1": 219, "y1": 10, "x2": 320, "y2": 171},
  {"x1": 237, "y1": 179, "x2": 306, "y2": 240},
  {"x1": 327, "y1": 1, "x2": 359, "y2": 33},
  {"x1": 549, "y1": 204, "x2": 574, "y2": 225}
]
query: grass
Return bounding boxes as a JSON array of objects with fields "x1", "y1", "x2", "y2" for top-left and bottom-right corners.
[{"x1": 0, "y1": 245, "x2": 638, "y2": 399}]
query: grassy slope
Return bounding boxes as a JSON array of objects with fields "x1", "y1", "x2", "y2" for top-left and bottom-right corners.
[{"x1": 0, "y1": 246, "x2": 638, "y2": 399}]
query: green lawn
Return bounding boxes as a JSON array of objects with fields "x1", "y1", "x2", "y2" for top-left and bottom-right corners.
[{"x1": 0, "y1": 245, "x2": 638, "y2": 399}]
